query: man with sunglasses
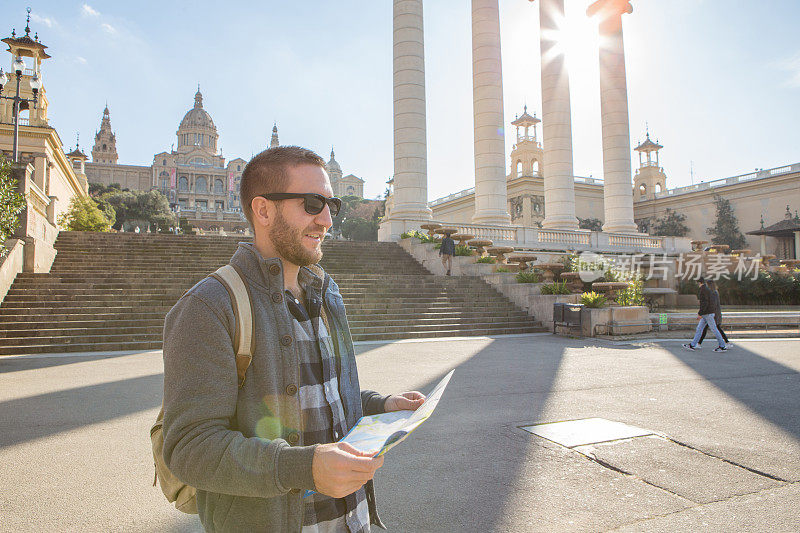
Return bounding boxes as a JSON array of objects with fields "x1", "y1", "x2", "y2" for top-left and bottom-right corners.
[{"x1": 161, "y1": 145, "x2": 424, "y2": 532}]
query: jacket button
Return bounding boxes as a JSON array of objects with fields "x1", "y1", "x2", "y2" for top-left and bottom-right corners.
[
  {"x1": 281, "y1": 335, "x2": 293, "y2": 346},
  {"x1": 287, "y1": 432, "x2": 300, "y2": 445},
  {"x1": 286, "y1": 384, "x2": 298, "y2": 396},
  {"x1": 269, "y1": 264, "x2": 280, "y2": 276},
  {"x1": 272, "y1": 292, "x2": 283, "y2": 303}
]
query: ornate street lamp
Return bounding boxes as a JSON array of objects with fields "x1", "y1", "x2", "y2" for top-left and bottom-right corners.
[{"x1": 0, "y1": 56, "x2": 41, "y2": 162}]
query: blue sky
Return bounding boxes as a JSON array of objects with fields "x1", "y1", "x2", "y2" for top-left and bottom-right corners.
[{"x1": 7, "y1": 1, "x2": 800, "y2": 201}]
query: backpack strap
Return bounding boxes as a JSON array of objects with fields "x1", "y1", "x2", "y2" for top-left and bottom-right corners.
[{"x1": 208, "y1": 264, "x2": 254, "y2": 388}]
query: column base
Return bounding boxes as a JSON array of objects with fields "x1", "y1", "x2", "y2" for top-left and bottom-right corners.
[
  {"x1": 541, "y1": 215, "x2": 579, "y2": 230},
  {"x1": 602, "y1": 221, "x2": 639, "y2": 234},
  {"x1": 471, "y1": 211, "x2": 512, "y2": 226},
  {"x1": 378, "y1": 216, "x2": 431, "y2": 242}
]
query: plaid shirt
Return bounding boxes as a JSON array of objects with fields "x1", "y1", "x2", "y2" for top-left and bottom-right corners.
[{"x1": 287, "y1": 271, "x2": 370, "y2": 533}]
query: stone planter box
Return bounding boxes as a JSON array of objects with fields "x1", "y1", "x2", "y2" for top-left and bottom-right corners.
[{"x1": 580, "y1": 306, "x2": 651, "y2": 336}]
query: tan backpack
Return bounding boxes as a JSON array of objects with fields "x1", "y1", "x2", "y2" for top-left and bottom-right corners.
[{"x1": 150, "y1": 264, "x2": 255, "y2": 514}]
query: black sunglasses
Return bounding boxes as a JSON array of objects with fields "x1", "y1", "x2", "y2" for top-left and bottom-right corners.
[{"x1": 260, "y1": 193, "x2": 342, "y2": 216}]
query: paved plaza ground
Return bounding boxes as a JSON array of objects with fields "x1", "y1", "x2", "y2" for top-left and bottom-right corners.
[{"x1": 1, "y1": 334, "x2": 799, "y2": 532}]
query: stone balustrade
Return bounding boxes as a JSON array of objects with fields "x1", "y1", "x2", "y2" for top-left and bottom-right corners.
[{"x1": 389, "y1": 218, "x2": 691, "y2": 253}]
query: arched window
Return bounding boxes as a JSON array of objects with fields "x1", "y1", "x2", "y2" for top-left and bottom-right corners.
[
  {"x1": 102, "y1": 143, "x2": 107, "y2": 151},
  {"x1": 639, "y1": 183, "x2": 647, "y2": 197},
  {"x1": 516, "y1": 161, "x2": 522, "y2": 177},
  {"x1": 655, "y1": 183, "x2": 663, "y2": 193},
  {"x1": 532, "y1": 160, "x2": 540, "y2": 174},
  {"x1": 159, "y1": 171, "x2": 169, "y2": 190},
  {"x1": 347, "y1": 186, "x2": 355, "y2": 196},
  {"x1": 195, "y1": 177, "x2": 208, "y2": 193},
  {"x1": 178, "y1": 176, "x2": 189, "y2": 191},
  {"x1": 237, "y1": 165, "x2": 241, "y2": 171},
  {"x1": 162, "y1": 159, "x2": 167, "y2": 166},
  {"x1": 214, "y1": 179, "x2": 224, "y2": 194}
]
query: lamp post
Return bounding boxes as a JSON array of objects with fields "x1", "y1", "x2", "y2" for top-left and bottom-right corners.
[{"x1": 0, "y1": 56, "x2": 41, "y2": 162}]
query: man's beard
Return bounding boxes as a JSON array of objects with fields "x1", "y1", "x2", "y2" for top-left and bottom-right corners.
[{"x1": 269, "y1": 207, "x2": 324, "y2": 267}]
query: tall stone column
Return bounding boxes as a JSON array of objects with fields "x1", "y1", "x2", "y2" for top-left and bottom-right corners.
[
  {"x1": 471, "y1": 0, "x2": 510, "y2": 225},
  {"x1": 391, "y1": 0, "x2": 431, "y2": 221},
  {"x1": 537, "y1": 0, "x2": 578, "y2": 230},
  {"x1": 589, "y1": 0, "x2": 638, "y2": 234}
]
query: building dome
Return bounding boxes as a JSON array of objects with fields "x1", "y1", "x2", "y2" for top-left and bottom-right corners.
[
  {"x1": 326, "y1": 148, "x2": 341, "y2": 174},
  {"x1": 179, "y1": 88, "x2": 216, "y2": 131}
]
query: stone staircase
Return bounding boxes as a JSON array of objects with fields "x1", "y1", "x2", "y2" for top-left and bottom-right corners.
[{"x1": 0, "y1": 232, "x2": 545, "y2": 355}]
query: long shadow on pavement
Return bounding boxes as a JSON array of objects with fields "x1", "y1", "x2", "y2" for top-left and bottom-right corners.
[
  {"x1": 0, "y1": 373, "x2": 162, "y2": 449},
  {"x1": 666, "y1": 341, "x2": 800, "y2": 441},
  {"x1": 366, "y1": 335, "x2": 568, "y2": 532},
  {"x1": 0, "y1": 350, "x2": 147, "y2": 374}
]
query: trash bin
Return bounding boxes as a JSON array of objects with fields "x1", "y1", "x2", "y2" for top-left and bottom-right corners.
[
  {"x1": 564, "y1": 303, "x2": 584, "y2": 326},
  {"x1": 553, "y1": 302, "x2": 565, "y2": 323}
]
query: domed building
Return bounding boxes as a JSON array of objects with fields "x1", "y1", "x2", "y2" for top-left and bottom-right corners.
[{"x1": 84, "y1": 86, "x2": 367, "y2": 232}]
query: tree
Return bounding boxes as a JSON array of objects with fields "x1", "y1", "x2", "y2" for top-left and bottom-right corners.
[
  {"x1": 578, "y1": 217, "x2": 602, "y2": 231},
  {"x1": 88, "y1": 182, "x2": 125, "y2": 197},
  {"x1": 58, "y1": 197, "x2": 112, "y2": 232},
  {"x1": 341, "y1": 217, "x2": 378, "y2": 241},
  {"x1": 100, "y1": 189, "x2": 172, "y2": 231},
  {"x1": 651, "y1": 208, "x2": 690, "y2": 237},
  {"x1": 0, "y1": 155, "x2": 26, "y2": 251},
  {"x1": 707, "y1": 194, "x2": 747, "y2": 249}
]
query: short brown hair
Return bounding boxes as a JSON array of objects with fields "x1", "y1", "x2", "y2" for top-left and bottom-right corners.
[{"x1": 240, "y1": 146, "x2": 326, "y2": 226}]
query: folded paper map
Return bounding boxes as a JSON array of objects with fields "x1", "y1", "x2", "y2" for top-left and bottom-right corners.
[
  {"x1": 303, "y1": 369, "x2": 454, "y2": 498},
  {"x1": 342, "y1": 369, "x2": 454, "y2": 457}
]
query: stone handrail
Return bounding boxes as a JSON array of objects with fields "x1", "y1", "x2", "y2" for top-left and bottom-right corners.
[
  {"x1": 443, "y1": 223, "x2": 517, "y2": 242},
  {"x1": 608, "y1": 234, "x2": 663, "y2": 248},
  {"x1": 653, "y1": 162, "x2": 799, "y2": 200},
  {"x1": 539, "y1": 229, "x2": 591, "y2": 245}
]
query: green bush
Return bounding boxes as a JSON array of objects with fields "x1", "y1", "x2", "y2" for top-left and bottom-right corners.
[
  {"x1": 617, "y1": 277, "x2": 645, "y2": 307},
  {"x1": 717, "y1": 271, "x2": 800, "y2": 305},
  {"x1": 400, "y1": 229, "x2": 434, "y2": 243},
  {"x1": 516, "y1": 271, "x2": 541, "y2": 283},
  {"x1": 540, "y1": 281, "x2": 571, "y2": 295},
  {"x1": 57, "y1": 196, "x2": 112, "y2": 232},
  {"x1": 495, "y1": 266, "x2": 510, "y2": 273},
  {"x1": 477, "y1": 256, "x2": 495, "y2": 264},
  {"x1": 580, "y1": 291, "x2": 607, "y2": 308},
  {"x1": 454, "y1": 244, "x2": 473, "y2": 257},
  {"x1": 0, "y1": 155, "x2": 26, "y2": 252},
  {"x1": 677, "y1": 279, "x2": 698, "y2": 295}
]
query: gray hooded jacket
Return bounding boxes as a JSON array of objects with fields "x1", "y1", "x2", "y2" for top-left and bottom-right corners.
[{"x1": 161, "y1": 243, "x2": 387, "y2": 532}]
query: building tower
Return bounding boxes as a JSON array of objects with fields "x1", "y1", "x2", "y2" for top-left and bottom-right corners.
[
  {"x1": 91, "y1": 105, "x2": 118, "y2": 164},
  {"x1": 270, "y1": 123, "x2": 279, "y2": 148},
  {"x1": 326, "y1": 148, "x2": 342, "y2": 192},
  {"x1": 633, "y1": 130, "x2": 665, "y2": 200},
  {"x1": 67, "y1": 133, "x2": 89, "y2": 179},
  {"x1": 0, "y1": 10, "x2": 51, "y2": 128},
  {"x1": 509, "y1": 105, "x2": 543, "y2": 178},
  {"x1": 176, "y1": 86, "x2": 218, "y2": 155}
]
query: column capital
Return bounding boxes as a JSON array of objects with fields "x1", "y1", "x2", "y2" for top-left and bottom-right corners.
[{"x1": 587, "y1": 0, "x2": 633, "y2": 25}]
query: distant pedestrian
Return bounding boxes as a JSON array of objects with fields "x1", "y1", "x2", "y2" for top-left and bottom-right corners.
[
  {"x1": 698, "y1": 279, "x2": 730, "y2": 347},
  {"x1": 439, "y1": 232, "x2": 455, "y2": 275},
  {"x1": 683, "y1": 276, "x2": 727, "y2": 352}
]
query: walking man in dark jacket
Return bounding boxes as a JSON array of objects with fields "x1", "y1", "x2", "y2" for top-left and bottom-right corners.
[
  {"x1": 683, "y1": 276, "x2": 727, "y2": 352},
  {"x1": 162, "y1": 146, "x2": 426, "y2": 532},
  {"x1": 439, "y1": 232, "x2": 455, "y2": 275},
  {"x1": 698, "y1": 279, "x2": 730, "y2": 347}
]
